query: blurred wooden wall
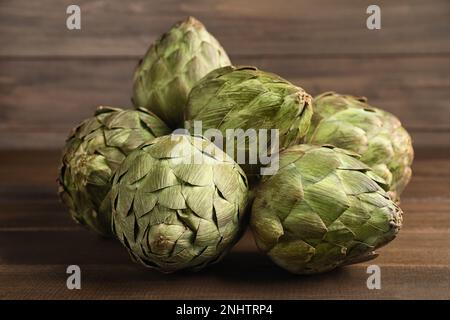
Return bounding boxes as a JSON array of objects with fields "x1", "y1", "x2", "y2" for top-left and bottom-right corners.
[{"x1": 1, "y1": 0, "x2": 449, "y2": 149}]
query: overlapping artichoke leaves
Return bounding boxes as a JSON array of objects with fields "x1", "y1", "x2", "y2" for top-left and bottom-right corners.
[
  {"x1": 185, "y1": 66, "x2": 313, "y2": 177},
  {"x1": 306, "y1": 92, "x2": 414, "y2": 202},
  {"x1": 58, "y1": 106, "x2": 171, "y2": 237},
  {"x1": 133, "y1": 17, "x2": 231, "y2": 129},
  {"x1": 251, "y1": 145, "x2": 403, "y2": 274},
  {"x1": 111, "y1": 135, "x2": 249, "y2": 272}
]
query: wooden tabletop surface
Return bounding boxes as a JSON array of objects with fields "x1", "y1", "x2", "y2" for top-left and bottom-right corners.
[
  {"x1": 0, "y1": 149, "x2": 449, "y2": 300},
  {"x1": 1, "y1": 0, "x2": 450, "y2": 300}
]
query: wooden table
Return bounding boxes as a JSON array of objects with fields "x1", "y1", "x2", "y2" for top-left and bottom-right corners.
[
  {"x1": 1, "y1": 149, "x2": 449, "y2": 299},
  {"x1": 1, "y1": 0, "x2": 450, "y2": 299}
]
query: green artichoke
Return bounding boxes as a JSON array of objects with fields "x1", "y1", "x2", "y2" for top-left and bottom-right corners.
[
  {"x1": 58, "y1": 106, "x2": 171, "y2": 237},
  {"x1": 132, "y1": 16, "x2": 231, "y2": 128},
  {"x1": 111, "y1": 134, "x2": 249, "y2": 273},
  {"x1": 185, "y1": 66, "x2": 313, "y2": 176},
  {"x1": 250, "y1": 144, "x2": 402, "y2": 275},
  {"x1": 306, "y1": 92, "x2": 414, "y2": 201}
]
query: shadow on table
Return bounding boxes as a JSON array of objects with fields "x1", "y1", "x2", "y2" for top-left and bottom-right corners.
[
  {"x1": 75, "y1": 249, "x2": 348, "y2": 285},
  {"x1": 204, "y1": 250, "x2": 347, "y2": 283}
]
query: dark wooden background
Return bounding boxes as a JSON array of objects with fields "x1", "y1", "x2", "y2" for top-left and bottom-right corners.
[{"x1": 1, "y1": 0, "x2": 449, "y2": 299}]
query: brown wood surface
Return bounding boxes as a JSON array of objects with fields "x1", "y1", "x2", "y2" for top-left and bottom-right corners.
[
  {"x1": 2, "y1": 0, "x2": 450, "y2": 57},
  {"x1": 1, "y1": 0, "x2": 450, "y2": 300},
  {"x1": 0, "y1": 150, "x2": 449, "y2": 299},
  {"x1": 1, "y1": 56, "x2": 450, "y2": 149},
  {"x1": 0, "y1": 0, "x2": 450, "y2": 150}
]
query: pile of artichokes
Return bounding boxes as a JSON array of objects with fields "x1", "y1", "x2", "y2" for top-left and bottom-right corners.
[{"x1": 58, "y1": 17, "x2": 413, "y2": 275}]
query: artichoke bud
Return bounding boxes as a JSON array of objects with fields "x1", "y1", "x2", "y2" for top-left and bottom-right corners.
[
  {"x1": 185, "y1": 66, "x2": 313, "y2": 177},
  {"x1": 306, "y1": 92, "x2": 414, "y2": 202},
  {"x1": 58, "y1": 106, "x2": 171, "y2": 237},
  {"x1": 251, "y1": 144, "x2": 402, "y2": 275},
  {"x1": 133, "y1": 16, "x2": 231, "y2": 128},
  {"x1": 111, "y1": 135, "x2": 249, "y2": 273}
]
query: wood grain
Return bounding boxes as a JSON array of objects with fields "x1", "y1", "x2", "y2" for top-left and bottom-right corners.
[
  {"x1": 1, "y1": 223, "x2": 450, "y2": 299},
  {"x1": 1, "y1": 0, "x2": 450, "y2": 57},
  {"x1": 1, "y1": 229, "x2": 449, "y2": 267},
  {"x1": 1, "y1": 264, "x2": 449, "y2": 300},
  {"x1": 1, "y1": 55, "x2": 450, "y2": 149},
  {"x1": 0, "y1": 150, "x2": 449, "y2": 299},
  {"x1": 1, "y1": 0, "x2": 449, "y2": 150},
  {"x1": 2, "y1": 199, "x2": 450, "y2": 231},
  {"x1": 1, "y1": 150, "x2": 449, "y2": 200},
  {"x1": 1, "y1": 0, "x2": 450, "y2": 299}
]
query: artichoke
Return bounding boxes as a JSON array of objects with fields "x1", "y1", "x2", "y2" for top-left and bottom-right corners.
[
  {"x1": 58, "y1": 106, "x2": 171, "y2": 237},
  {"x1": 250, "y1": 144, "x2": 402, "y2": 275},
  {"x1": 306, "y1": 92, "x2": 414, "y2": 201},
  {"x1": 111, "y1": 134, "x2": 249, "y2": 273},
  {"x1": 185, "y1": 66, "x2": 313, "y2": 175},
  {"x1": 132, "y1": 16, "x2": 231, "y2": 128}
]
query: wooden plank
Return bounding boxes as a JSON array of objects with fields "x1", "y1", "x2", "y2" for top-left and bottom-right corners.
[
  {"x1": 1, "y1": 229, "x2": 448, "y2": 266},
  {"x1": 1, "y1": 264, "x2": 449, "y2": 299},
  {"x1": 0, "y1": 230, "x2": 129, "y2": 265},
  {"x1": 1, "y1": 0, "x2": 450, "y2": 57},
  {"x1": 0, "y1": 230, "x2": 449, "y2": 299},
  {"x1": 0, "y1": 151, "x2": 448, "y2": 231},
  {"x1": 0, "y1": 200, "x2": 74, "y2": 230},
  {"x1": 0, "y1": 150, "x2": 447, "y2": 244},
  {"x1": 2, "y1": 188, "x2": 449, "y2": 231},
  {"x1": 411, "y1": 159, "x2": 450, "y2": 176},
  {"x1": 0, "y1": 150, "x2": 449, "y2": 299},
  {"x1": 401, "y1": 176, "x2": 450, "y2": 200},
  {"x1": 1, "y1": 56, "x2": 450, "y2": 149},
  {"x1": 0, "y1": 150, "x2": 449, "y2": 198},
  {"x1": 3, "y1": 130, "x2": 449, "y2": 150},
  {"x1": 0, "y1": 151, "x2": 60, "y2": 187},
  {"x1": 2, "y1": 197, "x2": 449, "y2": 231},
  {"x1": 401, "y1": 201, "x2": 450, "y2": 232}
]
